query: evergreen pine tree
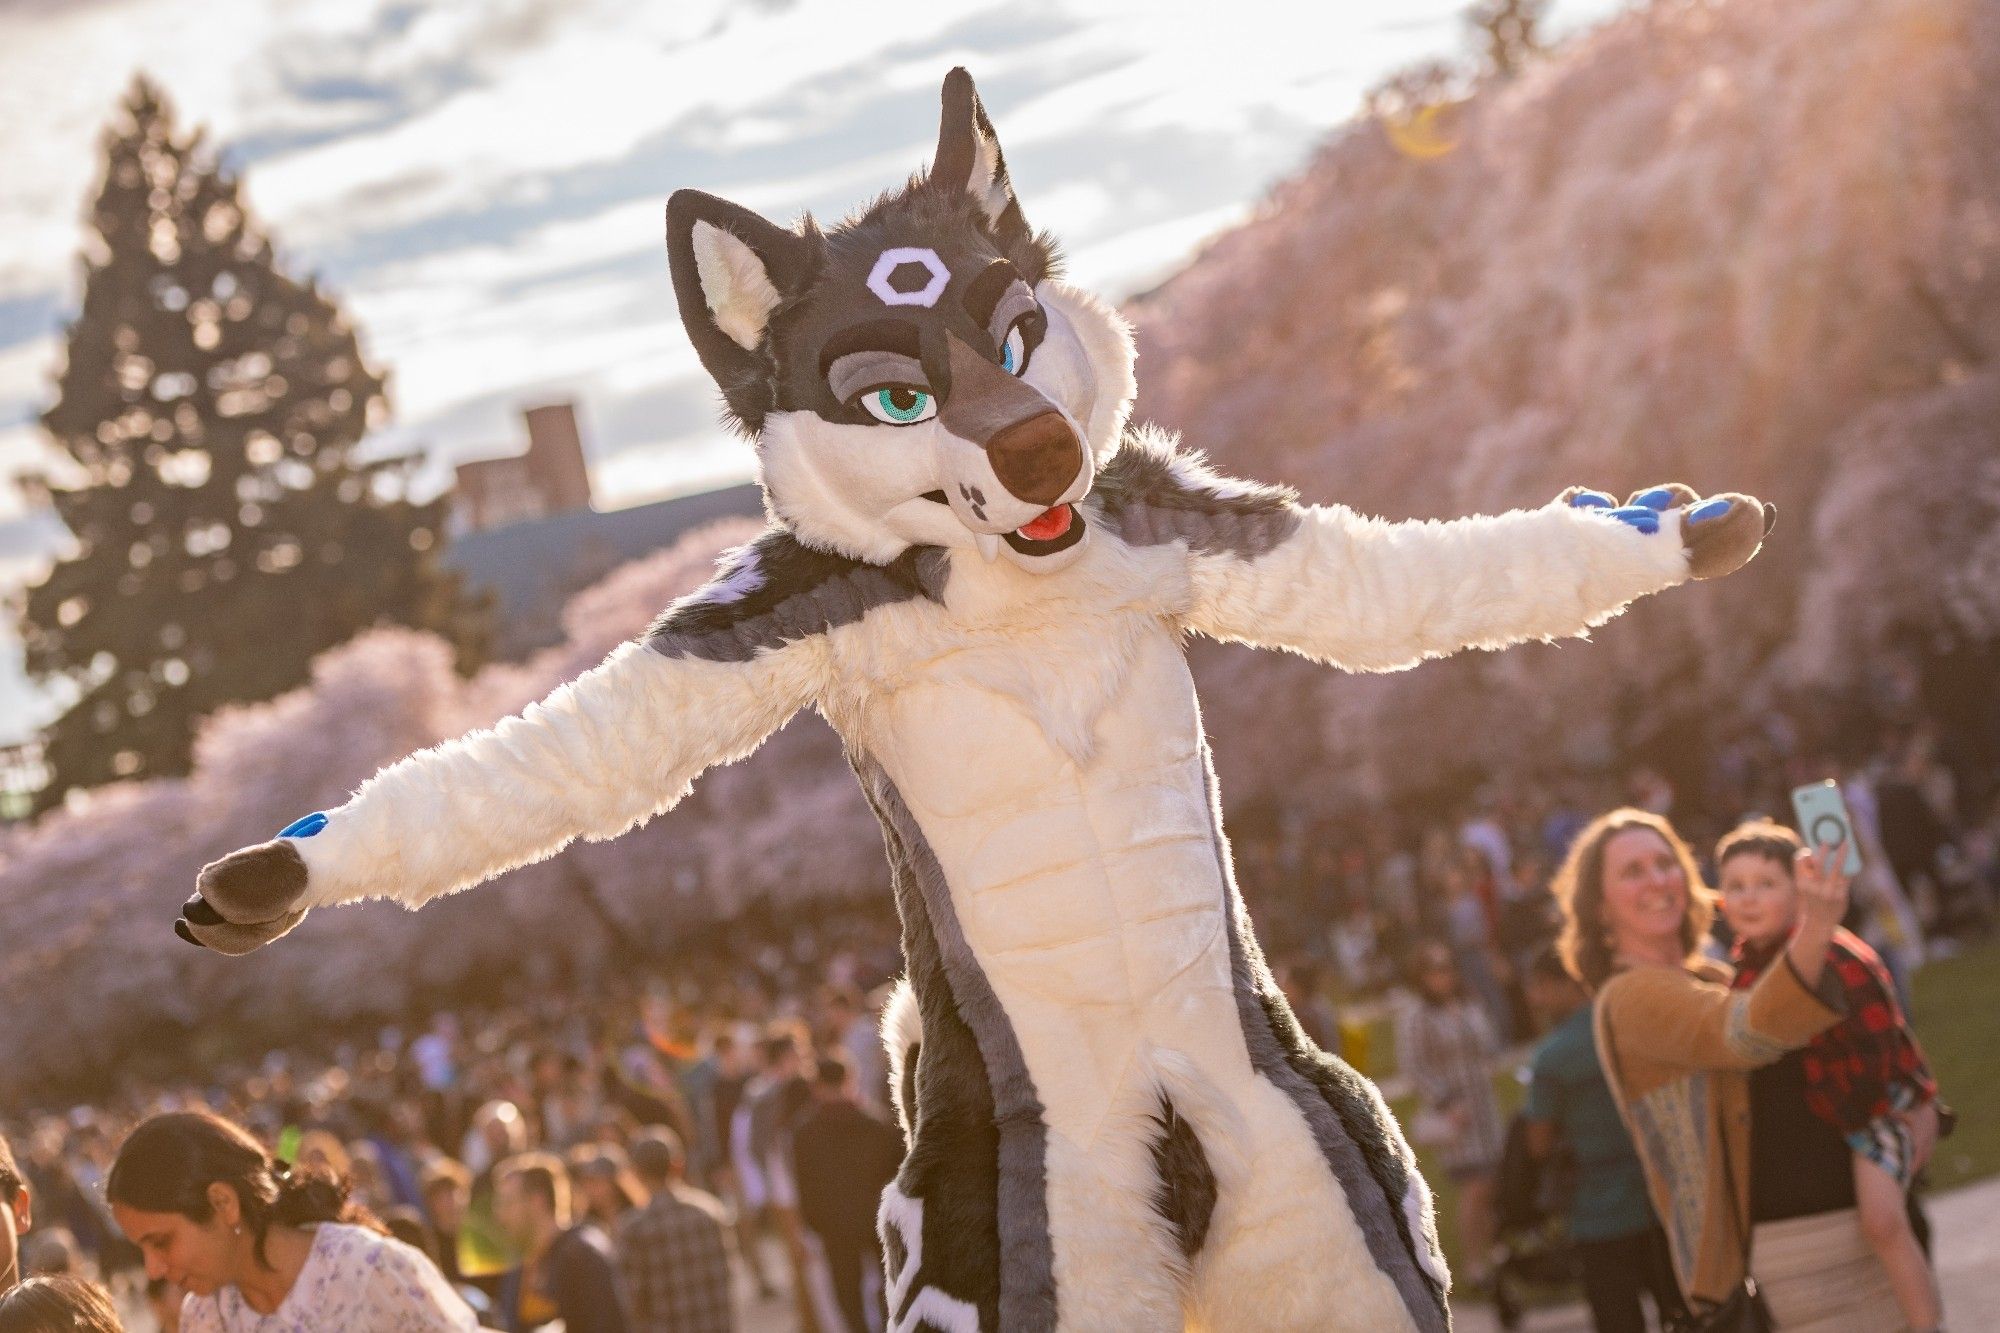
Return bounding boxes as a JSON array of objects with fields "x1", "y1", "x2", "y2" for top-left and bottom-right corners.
[{"x1": 22, "y1": 76, "x2": 485, "y2": 813}]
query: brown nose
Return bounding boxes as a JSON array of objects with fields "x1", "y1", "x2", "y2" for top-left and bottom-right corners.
[{"x1": 986, "y1": 411, "x2": 1082, "y2": 507}]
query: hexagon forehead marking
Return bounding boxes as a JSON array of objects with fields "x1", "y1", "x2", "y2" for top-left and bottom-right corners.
[{"x1": 867, "y1": 247, "x2": 950, "y2": 308}]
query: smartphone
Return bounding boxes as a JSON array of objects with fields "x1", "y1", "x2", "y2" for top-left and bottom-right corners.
[{"x1": 1791, "y1": 780, "x2": 1864, "y2": 877}]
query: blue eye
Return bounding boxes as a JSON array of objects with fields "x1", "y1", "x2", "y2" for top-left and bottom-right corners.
[
  {"x1": 1001, "y1": 324, "x2": 1027, "y2": 375},
  {"x1": 859, "y1": 386, "x2": 936, "y2": 425}
]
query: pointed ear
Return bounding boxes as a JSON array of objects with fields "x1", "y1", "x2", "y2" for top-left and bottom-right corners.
[
  {"x1": 666, "y1": 190, "x2": 815, "y2": 425},
  {"x1": 930, "y1": 67, "x2": 1031, "y2": 250}
]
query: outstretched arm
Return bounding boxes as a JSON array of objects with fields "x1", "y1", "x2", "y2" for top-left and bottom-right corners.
[
  {"x1": 181, "y1": 635, "x2": 827, "y2": 952},
  {"x1": 1161, "y1": 462, "x2": 1767, "y2": 670}
]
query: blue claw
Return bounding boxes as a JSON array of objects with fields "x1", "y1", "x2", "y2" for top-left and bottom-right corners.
[
  {"x1": 277, "y1": 812, "x2": 328, "y2": 839},
  {"x1": 1632, "y1": 487, "x2": 1677, "y2": 511},
  {"x1": 1568, "y1": 489, "x2": 1616, "y2": 509},
  {"x1": 1686, "y1": 497, "x2": 1733, "y2": 525},
  {"x1": 1605, "y1": 506, "x2": 1661, "y2": 534}
]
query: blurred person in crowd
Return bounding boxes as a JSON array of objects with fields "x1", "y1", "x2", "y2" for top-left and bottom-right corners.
[
  {"x1": 42, "y1": 1122, "x2": 137, "y2": 1285},
  {"x1": 359, "y1": 1099, "x2": 432, "y2": 1213},
  {"x1": 384, "y1": 1204, "x2": 443, "y2": 1265},
  {"x1": 706, "y1": 1034, "x2": 775, "y2": 1301},
  {"x1": 418, "y1": 1157, "x2": 497, "y2": 1319},
  {"x1": 457, "y1": 1100, "x2": 529, "y2": 1288},
  {"x1": 1443, "y1": 849, "x2": 1511, "y2": 1035},
  {"x1": 1397, "y1": 940, "x2": 1505, "y2": 1292},
  {"x1": 1331, "y1": 896, "x2": 1386, "y2": 996},
  {"x1": 463, "y1": 1101, "x2": 528, "y2": 1177},
  {"x1": 19, "y1": 1229, "x2": 77, "y2": 1279},
  {"x1": 1624, "y1": 768, "x2": 1674, "y2": 819},
  {"x1": 752, "y1": 1024, "x2": 820, "y2": 1320},
  {"x1": 290, "y1": 1132, "x2": 349, "y2": 1185},
  {"x1": 1555, "y1": 810, "x2": 1895, "y2": 1330},
  {"x1": 570, "y1": 1146, "x2": 647, "y2": 1231},
  {"x1": 341, "y1": 1139, "x2": 390, "y2": 1218},
  {"x1": 741, "y1": 1028, "x2": 819, "y2": 1332},
  {"x1": 676, "y1": 1027, "x2": 728, "y2": 1188},
  {"x1": 821, "y1": 988, "x2": 886, "y2": 1116},
  {"x1": 534, "y1": 1053, "x2": 604, "y2": 1152},
  {"x1": 108, "y1": 1110, "x2": 477, "y2": 1329},
  {"x1": 1496, "y1": 851, "x2": 1563, "y2": 1034},
  {"x1": 493, "y1": 1152, "x2": 628, "y2": 1333},
  {"x1": 1278, "y1": 961, "x2": 1343, "y2": 1059},
  {"x1": 1521, "y1": 947, "x2": 1686, "y2": 1333},
  {"x1": 648, "y1": 1000, "x2": 712, "y2": 1176},
  {"x1": 792, "y1": 1056, "x2": 901, "y2": 1333},
  {"x1": 606, "y1": 1014, "x2": 701, "y2": 1160},
  {"x1": 1460, "y1": 788, "x2": 1513, "y2": 883},
  {"x1": 0, "y1": 1274, "x2": 121, "y2": 1333},
  {"x1": 1876, "y1": 739, "x2": 1951, "y2": 896},
  {"x1": 0, "y1": 1131, "x2": 30, "y2": 1294},
  {"x1": 616, "y1": 1129, "x2": 735, "y2": 1333},
  {"x1": 412, "y1": 1015, "x2": 461, "y2": 1095},
  {"x1": 146, "y1": 1275, "x2": 187, "y2": 1333},
  {"x1": 421, "y1": 1161, "x2": 472, "y2": 1276},
  {"x1": 1717, "y1": 821, "x2": 1946, "y2": 1333}
]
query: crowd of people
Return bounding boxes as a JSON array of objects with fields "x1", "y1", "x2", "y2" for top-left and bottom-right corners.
[{"x1": 0, "y1": 694, "x2": 1989, "y2": 1331}]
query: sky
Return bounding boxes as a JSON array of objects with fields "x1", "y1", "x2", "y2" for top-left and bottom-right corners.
[{"x1": 0, "y1": 0, "x2": 1626, "y2": 742}]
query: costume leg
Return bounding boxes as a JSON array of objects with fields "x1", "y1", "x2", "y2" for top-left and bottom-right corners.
[
  {"x1": 1186, "y1": 1072, "x2": 1430, "y2": 1333},
  {"x1": 1038, "y1": 1110, "x2": 1197, "y2": 1331},
  {"x1": 1193, "y1": 819, "x2": 1450, "y2": 1333}
]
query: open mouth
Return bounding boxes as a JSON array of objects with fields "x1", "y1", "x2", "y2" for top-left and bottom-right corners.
[
  {"x1": 1004, "y1": 503, "x2": 1085, "y2": 555},
  {"x1": 919, "y1": 491, "x2": 1088, "y2": 557}
]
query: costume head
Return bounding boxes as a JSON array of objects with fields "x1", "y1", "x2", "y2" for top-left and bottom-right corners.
[{"x1": 665, "y1": 68, "x2": 1136, "y2": 573}]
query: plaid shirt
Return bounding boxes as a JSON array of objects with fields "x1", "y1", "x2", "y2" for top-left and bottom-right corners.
[
  {"x1": 1732, "y1": 927, "x2": 1936, "y2": 1135},
  {"x1": 613, "y1": 1185, "x2": 736, "y2": 1333}
]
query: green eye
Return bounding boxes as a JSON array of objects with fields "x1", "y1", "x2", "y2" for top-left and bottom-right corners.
[{"x1": 859, "y1": 385, "x2": 936, "y2": 425}]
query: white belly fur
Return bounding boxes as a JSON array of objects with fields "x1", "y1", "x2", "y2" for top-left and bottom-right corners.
[{"x1": 872, "y1": 627, "x2": 1248, "y2": 1137}]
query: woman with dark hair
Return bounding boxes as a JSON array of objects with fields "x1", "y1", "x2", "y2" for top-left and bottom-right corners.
[
  {"x1": 1553, "y1": 809, "x2": 1850, "y2": 1327},
  {"x1": 0, "y1": 1273, "x2": 121, "y2": 1333},
  {"x1": 108, "y1": 1111, "x2": 476, "y2": 1331}
]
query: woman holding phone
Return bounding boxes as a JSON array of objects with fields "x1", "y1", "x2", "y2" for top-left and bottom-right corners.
[{"x1": 1551, "y1": 808, "x2": 1886, "y2": 1329}]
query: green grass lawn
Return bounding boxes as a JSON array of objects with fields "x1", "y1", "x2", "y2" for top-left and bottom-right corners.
[
  {"x1": 1908, "y1": 939, "x2": 2000, "y2": 1190},
  {"x1": 1368, "y1": 938, "x2": 2000, "y2": 1280}
]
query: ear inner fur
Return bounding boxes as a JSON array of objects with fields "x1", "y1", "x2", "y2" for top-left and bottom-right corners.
[{"x1": 691, "y1": 220, "x2": 783, "y2": 350}]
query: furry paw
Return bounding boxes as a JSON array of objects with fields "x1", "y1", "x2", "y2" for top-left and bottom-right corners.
[
  {"x1": 179, "y1": 819, "x2": 322, "y2": 953},
  {"x1": 1564, "y1": 483, "x2": 1774, "y2": 579},
  {"x1": 1671, "y1": 488, "x2": 1773, "y2": 580}
]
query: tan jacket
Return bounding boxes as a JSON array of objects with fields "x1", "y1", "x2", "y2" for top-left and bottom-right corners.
[{"x1": 1593, "y1": 955, "x2": 1844, "y2": 1308}]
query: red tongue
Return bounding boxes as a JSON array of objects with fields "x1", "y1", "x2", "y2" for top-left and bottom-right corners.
[{"x1": 1018, "y1": 504, "x2": 1073, "y2": 542}]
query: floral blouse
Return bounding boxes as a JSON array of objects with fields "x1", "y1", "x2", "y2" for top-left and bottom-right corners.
[{"x1": 181, "y1": 1223, "x2": 478, "y2": 1332}]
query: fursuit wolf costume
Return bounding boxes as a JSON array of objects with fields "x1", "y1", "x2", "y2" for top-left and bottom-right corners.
[{"x1": 180, "y1": 71, "x2": 1772, "y2": 1332}]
